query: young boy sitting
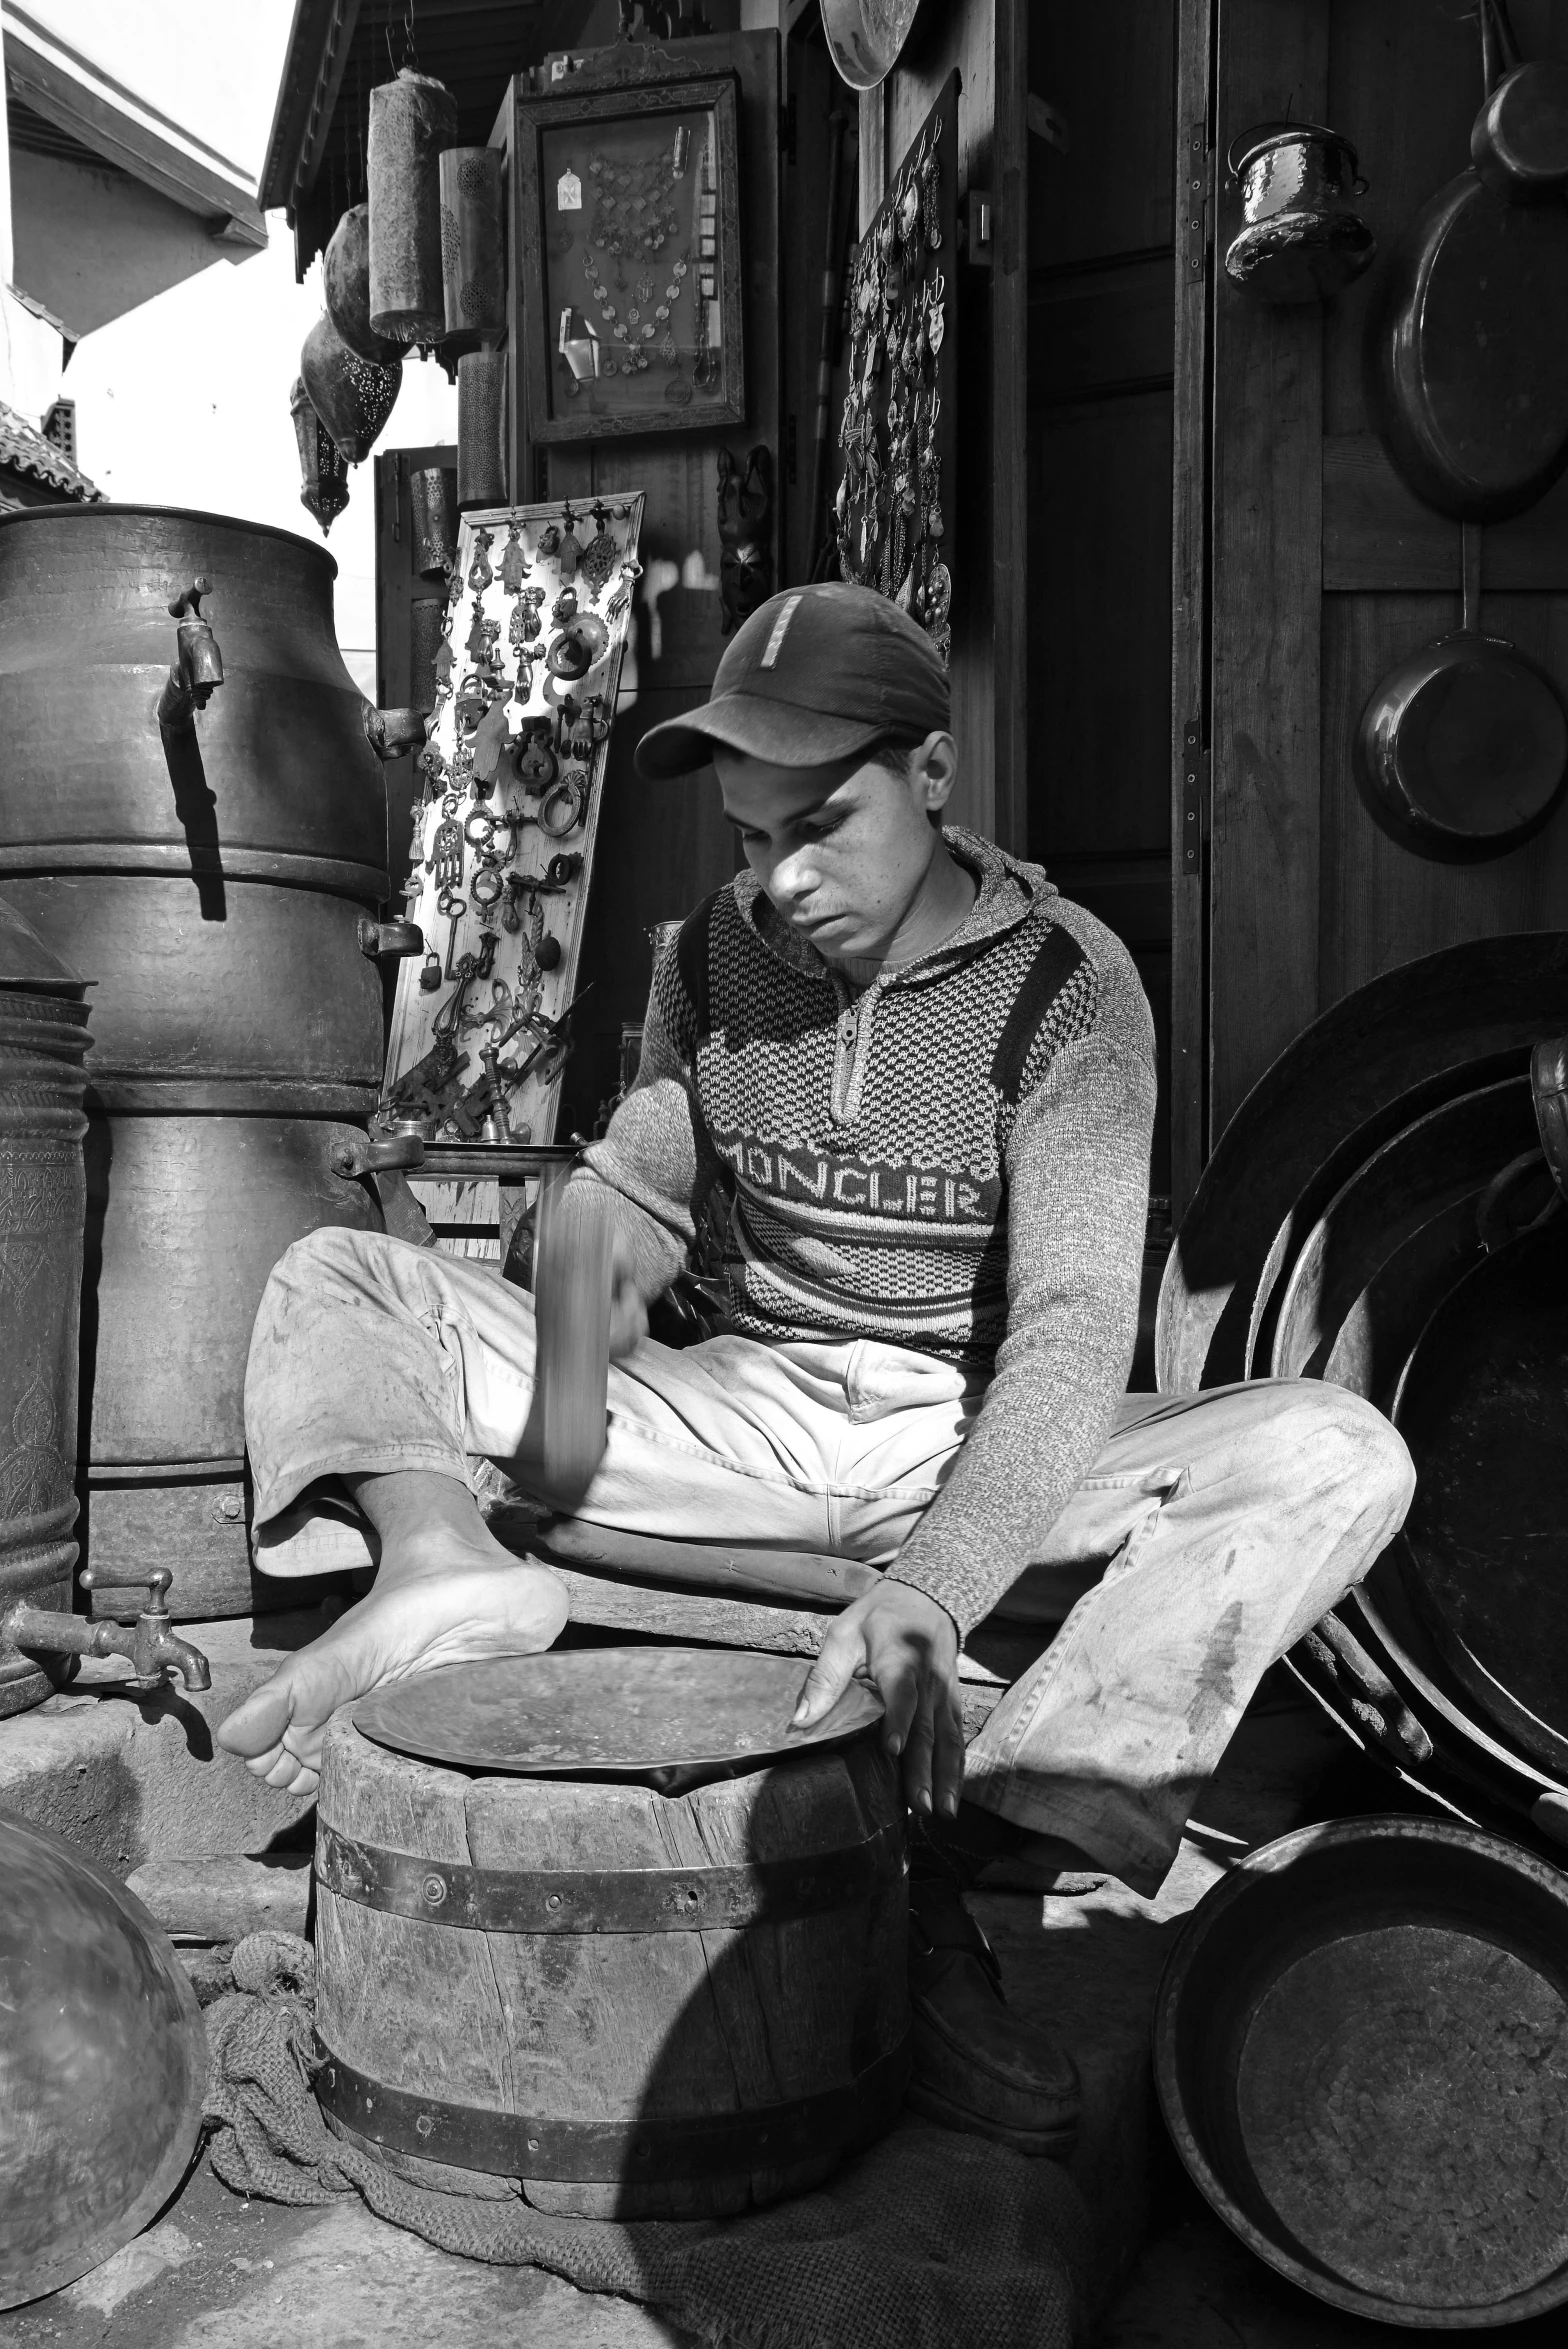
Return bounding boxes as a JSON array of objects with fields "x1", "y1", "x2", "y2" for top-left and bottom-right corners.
[{"x1": 220, "y1": 583, "x2": 1414, "y2": 2158}]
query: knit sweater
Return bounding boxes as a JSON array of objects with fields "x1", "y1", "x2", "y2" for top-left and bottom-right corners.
[{"x1": 580, "y1": 828, "x2": 1157, "y2": 1636}]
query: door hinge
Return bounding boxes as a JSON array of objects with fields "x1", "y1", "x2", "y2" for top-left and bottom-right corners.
[
  {"x1": 1181, "y1": 720, "x2": 1208, "y2": 873},
  {"x1": 1184, "y1": 119, "x2": 1210, "y2": 288},
  {"x1": 781, "y1": 94, "x2": 798, "y2": 167}
]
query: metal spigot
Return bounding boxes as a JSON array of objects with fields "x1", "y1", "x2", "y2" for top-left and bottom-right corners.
[
  {"x1": 7, "y1": 1568, "x2": 212, "y2": 1694},
  {"x1": 157, "y1": 580, "x2": 224, "y2": 731}
]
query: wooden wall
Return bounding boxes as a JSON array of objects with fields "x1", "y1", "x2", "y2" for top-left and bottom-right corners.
[{"x1": 1210, "y1": 0, "x2": 1568, "y2": 1142}]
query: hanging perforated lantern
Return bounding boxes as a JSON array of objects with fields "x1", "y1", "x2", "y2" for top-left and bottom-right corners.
[
  {"x1": 439, "y1": 147, "x2": 506, "y2": 339},
  {"x1": 289, "y1": 376, "x2": 350, "y2": 535},
  {"x1": 301, "y1": 313, "x2": 402, "y2": 466},
  {"x1": 368, "y1": 69, "x2": 458, "y2": 347},
  {"x1": 324, "y1": 203, "x2": 403, "y2": 365}
]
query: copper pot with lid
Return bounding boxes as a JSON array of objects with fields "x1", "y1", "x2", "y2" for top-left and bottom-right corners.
[{"x1": 1225, "y1": 121, "x2": 1376, "y2": 304}]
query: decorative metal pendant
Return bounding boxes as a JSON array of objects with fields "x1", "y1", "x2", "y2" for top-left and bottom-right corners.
[{"x1": 499, "y1": 524, "x2": 529, "y2": 595}]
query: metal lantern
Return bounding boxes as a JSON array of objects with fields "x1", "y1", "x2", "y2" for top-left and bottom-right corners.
[{"x1": 290, "y1": 376, "x2": 350, "y2": 534}]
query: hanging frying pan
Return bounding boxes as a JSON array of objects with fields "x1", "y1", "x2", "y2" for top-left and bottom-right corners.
[
  {"x1": 1353, "y1": 524, "x2": 1568, "y2": 861},
  {"x1": 1365, "y1": 4, "x2": 1568, "y2": 522},
  {"x1": 1472, "y1": 0, "x2": 1568, "y2": 202}
]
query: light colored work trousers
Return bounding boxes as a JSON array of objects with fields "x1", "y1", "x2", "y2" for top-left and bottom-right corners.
[{"x1": 246, "y1": 1229, "x2": 1416, "y2": 1894}]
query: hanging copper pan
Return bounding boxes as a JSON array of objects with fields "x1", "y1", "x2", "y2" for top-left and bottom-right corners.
[
  {"x1": 1366, "y1": 3, "x2": 1568, "y2": 522},
  {"x1": 1354, "y1": 526, "x2": 1568, "y2": 861},
  {"x1": 1471, "y1": 1, "x2": 1568, "y2": 202}
]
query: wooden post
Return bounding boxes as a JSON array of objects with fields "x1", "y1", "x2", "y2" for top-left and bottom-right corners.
[
  {"x1": 1170, "y1": 1, "x2": 1215, "y2": 1226},
  {"x1": 1208, "y1": 0, "x2": 1328, "y2": 1144}
]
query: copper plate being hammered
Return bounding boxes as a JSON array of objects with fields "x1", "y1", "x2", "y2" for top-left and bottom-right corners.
[{"x1": 352, "y1": 1646, "x2": 884, "y2": 1789}]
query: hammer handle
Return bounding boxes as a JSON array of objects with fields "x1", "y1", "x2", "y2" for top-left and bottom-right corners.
[{"x1": 520, "y1": 1170, "x2": 613, "y2": 1510}]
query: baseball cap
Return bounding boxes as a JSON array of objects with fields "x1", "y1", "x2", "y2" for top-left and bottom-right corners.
[{"x1": 634, "y1": 581, "x2": 951, "y2": 779}]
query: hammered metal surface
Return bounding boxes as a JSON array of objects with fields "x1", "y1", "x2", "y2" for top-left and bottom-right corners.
[
  {"x1": 1238, "y1": 1925, "x2": 1568, "y2": 2307},
  {"x1": 353, "y1": 1645, "x2": 882, "y2": 1784},
  {"x1": 0, "y1": 1811, "x2": 208, "y2": 2308},
  {"x1": 1398, "y1": 1216, "x2": 1568, "y2": 1771}
]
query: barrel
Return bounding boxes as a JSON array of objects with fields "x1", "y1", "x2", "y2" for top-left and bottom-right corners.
[
  {"x1": 0, "y1": 982, "x2": 90, "y2": 1717},
  {"x1": 313, "y1": 1717, "x2": 910, "y2": 2218},
  {"x1": 0, "y1": 507, "x2": 397, "y2": 1621}
]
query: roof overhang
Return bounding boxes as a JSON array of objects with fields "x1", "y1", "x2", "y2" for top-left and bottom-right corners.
[
  {"x1": 2, "y1": 1, "x2": 267, "y2": 252},
  {"x1": 258, "y1": 0, "x2": 362, "y2": 219}
]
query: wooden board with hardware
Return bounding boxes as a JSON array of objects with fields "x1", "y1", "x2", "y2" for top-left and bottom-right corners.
[{"x1": 379, "y1": 494, "x2": 644, "y2": 1150}]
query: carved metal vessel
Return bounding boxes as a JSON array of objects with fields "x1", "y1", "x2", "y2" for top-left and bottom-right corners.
[
  {"x1": 0, "y1": 896, "x2": 90, "y2": 1716},
  {"x1": 0, "y1": 507, "x2": 423, "y2": 1618}
]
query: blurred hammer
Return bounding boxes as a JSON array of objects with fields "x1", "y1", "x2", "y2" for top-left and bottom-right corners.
[{"x1": 519, "y1": 1168, "x2": 614, "y2": 1510}]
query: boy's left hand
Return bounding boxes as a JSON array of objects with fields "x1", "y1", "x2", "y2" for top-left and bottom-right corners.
[{"x1": 792, "y1": 1581, "x2": 965, "y2": 1818}]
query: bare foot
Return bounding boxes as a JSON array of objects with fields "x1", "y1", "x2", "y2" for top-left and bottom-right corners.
[{"x1": 217, "y1": 1472, "x2": 568, "y2": 1797}]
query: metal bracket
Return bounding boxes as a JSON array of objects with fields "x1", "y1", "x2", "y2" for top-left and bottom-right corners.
[
  {"x1": 1184, "y1": 119, "x2": 1210, "y2": 287},
  {"x1": 962, "y1": 188, "x2": 993, "y2": 269},
  {"x1": 1181, "y1": 720, "x2": 1208, "y2": 873}
]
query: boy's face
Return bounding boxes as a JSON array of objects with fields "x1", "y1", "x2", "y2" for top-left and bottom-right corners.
[{"x1": 714, "y1": 734, "x2": 957, "y2": 964}]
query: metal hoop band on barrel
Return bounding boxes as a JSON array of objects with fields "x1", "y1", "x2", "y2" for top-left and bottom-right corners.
[
  {"x1": 316, "y1": 2039, "x2": 912, "y2": 2183},
  {"x1": 317, "y1": 1820, "x2": 904, "y2": 1934}
]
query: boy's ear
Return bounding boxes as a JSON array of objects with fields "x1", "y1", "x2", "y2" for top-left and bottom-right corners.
[{"x1": 918, "y1": 730, "x2": 960, "y2": 811}]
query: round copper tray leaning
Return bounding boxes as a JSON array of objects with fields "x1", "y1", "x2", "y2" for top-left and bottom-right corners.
[
  {"x1": 0, "y1": 1810, "x2": 209, "y2": 2309},
  {"x1": 1154, "y1": 1817, "x2": 1568, "y2": 2326},
  {"x1": 353, "y1": 1645, "x2": 884, "y2": 1792},
  {"x1": 1395, "y1": 1212, "x2": 1568, "y2": 1777}
]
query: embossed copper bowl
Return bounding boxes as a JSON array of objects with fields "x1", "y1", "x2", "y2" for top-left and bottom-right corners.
[{"x1": 1154, "y1": 1817, "x2": 1568, "y2": 2325}]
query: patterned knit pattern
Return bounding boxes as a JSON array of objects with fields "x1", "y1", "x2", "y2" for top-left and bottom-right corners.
[
  {"x1": 641, "y1": 878, "x2": 1101, "y2": 1363},
  {"x1": 584, "y1": 828, "x2": 1157, "y2": 1632}
]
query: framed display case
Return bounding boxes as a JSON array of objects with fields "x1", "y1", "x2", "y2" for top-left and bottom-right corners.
[
  {"x1": 512, "y1": 74, "x2": 746, "y2": 443},
  {"x1": 379, "y1": 494, "x2": 645, "y2": 1155}
]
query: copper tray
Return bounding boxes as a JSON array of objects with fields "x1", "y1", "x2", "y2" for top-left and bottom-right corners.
[
  {"x1": 1155, "y1": 1817, "x2": 1568, "y2": 2326},
  {"x1": 0, "y1": 1810, "x2": 208, "y2": 2309},
  {"x1": 353, "y1": 1646, "x2": 883, "y2": 1790}
]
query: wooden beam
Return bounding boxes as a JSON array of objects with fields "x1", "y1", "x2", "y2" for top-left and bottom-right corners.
[
  {"x1": 1169, "y1": 1, "x2": 1213, "y2": 1228},
  {"x1": 990, "y1": 0, "x2": 1029, "y2": 856},
  {"x1": 1208, "y1": 0, "x2": 1328, "y2": 1145}
]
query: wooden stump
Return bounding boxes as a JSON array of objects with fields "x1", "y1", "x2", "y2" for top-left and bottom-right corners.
[{"x1": 314, "y1": 1717, "x2": 909, "y2": 2217}]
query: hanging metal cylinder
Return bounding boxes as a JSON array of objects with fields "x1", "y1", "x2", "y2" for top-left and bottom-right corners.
[
  {"x1": 369, "y1": 69, "x2": 459, "y2": 347},
  {"x1": 409, "y1": 596, "x2": 446, "y2": 708},
  {"x1": 409, "y1": 462, "x2": 458, "y2": 575},
  {"x1": 439, "y1": 147, "x2": 507, "y2": 338},
  {"x1": 457, "y1": 348, "x2": 508, "y2": 508},
  {"x1": 0, "y1": 895, "x2": 91, "y2": 1719}
]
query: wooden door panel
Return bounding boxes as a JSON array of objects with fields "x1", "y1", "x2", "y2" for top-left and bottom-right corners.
[
  {"x1": 1209, "y1": 0, "x2": 1568, "y2": 1153},
  {"x1": 1029, "y1": 1, "x2": 1174, "y2": 270},
  {"x1": 1029, "y1": 392, "x2": 1173, "y2": 861}
]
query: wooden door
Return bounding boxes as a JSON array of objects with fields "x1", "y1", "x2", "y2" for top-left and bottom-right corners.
[{"x1": 1208, "y1": 0, "x2": 1568, "y2": 1152}]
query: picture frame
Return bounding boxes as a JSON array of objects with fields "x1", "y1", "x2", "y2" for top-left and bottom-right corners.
[{"x1": 512, "y1": 73, "x2": 746, "y2": 443}]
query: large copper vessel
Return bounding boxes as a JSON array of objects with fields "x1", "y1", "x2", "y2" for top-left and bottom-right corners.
[
  {"x1": 0, "y1": 896, "x2": 90, "y2": 1717},
  {"x1": 0, "y1": 508, "x2": 420, "y2": 1621}
]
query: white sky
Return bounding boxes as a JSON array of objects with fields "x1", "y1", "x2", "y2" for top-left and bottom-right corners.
[{"x1": 56, "y1": 2, "x2": 458, "y2": 694}]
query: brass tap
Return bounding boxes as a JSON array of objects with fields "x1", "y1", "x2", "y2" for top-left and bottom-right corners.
[
  {"x1": 7, "y1": 1568, "x2": 212, "y2": 1694},
  {"x1": 157, "y1": 580, "x2": 224, "y2": 732}
]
